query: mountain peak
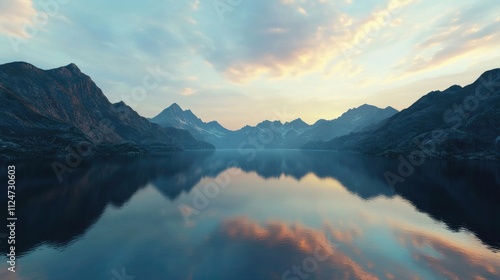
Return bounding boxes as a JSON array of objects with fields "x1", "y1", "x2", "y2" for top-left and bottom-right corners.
[
  {"x1": 479, "y1": 68, "x2": 500, "y2": 78},
  {"x1": 444, "y1": 84, "x2": 463, "y2": 93},
  {"x1": 286, "y1": 118, "x2": 307, "y2": 126},
  {"x1": 358, "y1": 104, "x2": 377, "y2": 109},
  {"x1": 51, "y1": 63, "x2": 81, "y2": 72},
  {"x1": 343, "y1": 104, "x2": 378, "y2": 115},
  {"x1": 154, "y1": 103, "x2": 185, "y2": 116},
  {"x1": 48, "y1": 63, "x2": 85, "y2": 78},
  {"x1": 344, "y1": 104, "x2": 376, "y2": 112},
  {"x1": 257, "y1": 120, "x2": 283, "y2": 127},
  {"x1": 384, "y1": 106, "x2": 398, "y2": 112},
  {"x1": 475, "y1": 68, "x2": 500, "y2": 86},
  {"x1": 168, "y1": 103, "x2": 182, "y2": 110},
  {"x1": 0, "y1": 61, "x2": 42, "y2": 75},
  {"x1": 151, "y1": 103, "x2": 207, "y2": 130},
  {"x1": 64, "y1": 63, "x2": 81, "y2": 72},
  {"x1": 0, "y1": 62, "x2": 88, "y2": 80},
  {"x1": 114, "y1": 101, "x2": 127, "y2": 107},
  {"x1": 1, "y1": 61, "x2": 36, "y2": 69}
]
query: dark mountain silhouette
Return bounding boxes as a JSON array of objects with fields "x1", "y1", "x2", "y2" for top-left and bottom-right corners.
[
  {"x1": 304, "y1": 69, "x2": 500, "y2": 159},
  {"x1": 0, "y1": 62, "x2": 213, "y2": 159},
  {"x1": 151, "y1": 103, "x2": 398, "y2": 149}
]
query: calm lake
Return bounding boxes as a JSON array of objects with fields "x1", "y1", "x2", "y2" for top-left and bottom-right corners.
[{"x1": 1, "y1": 150, "x2": 499, "y2": 280}]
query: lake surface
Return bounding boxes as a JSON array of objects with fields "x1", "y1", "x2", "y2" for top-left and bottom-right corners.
[{"x1": 1, "y1": 150, "x2": 499, "y2": 280}]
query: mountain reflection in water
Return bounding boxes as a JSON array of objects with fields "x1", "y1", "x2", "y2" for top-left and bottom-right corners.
[{"x1": 0, "y1": 150, "x2": 498, "y2": 280}]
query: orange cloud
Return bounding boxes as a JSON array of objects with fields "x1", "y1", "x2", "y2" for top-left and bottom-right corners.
[
  {"x1": 0, "y1": 0, "x2": 37, "y2": 37},
  {"x1": 396, "y1": 17, "x2": 500, "y2": 74}
]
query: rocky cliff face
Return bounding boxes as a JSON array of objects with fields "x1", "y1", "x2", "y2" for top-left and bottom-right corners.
[{"x1": 0, "y1": 62, "x2": 213, "y2": 159}]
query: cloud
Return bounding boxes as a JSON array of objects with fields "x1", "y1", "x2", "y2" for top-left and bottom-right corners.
[
  {"x1": 396, "y1": 6, "x2": 500, "y2": 74},
  {"x1": 195, "y1": 0, "x2": 416, "y2": 83},
  {"x1": 196, "y1": 1, "x2": 350, "y2": 83},
  {"x1": 0, "y1": 0, "x2": 37, "y2": 37},
  {"x1": 181, "y1": 87, "x2": 196, "y2": 96}
]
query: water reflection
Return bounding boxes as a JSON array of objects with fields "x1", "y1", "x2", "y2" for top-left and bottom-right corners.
[
  {"x1": 198, "y1": 217, "x2": 377, "y2": 280},
  {"x1": 0, "y1": 150, "x2": 498, "y2": 279},
  {"x1": 200, "y1": 217, "x2": 499, "y2": 279},
  {"x1": 0, "y1": 151, "x2": 216, "y2": 256}
]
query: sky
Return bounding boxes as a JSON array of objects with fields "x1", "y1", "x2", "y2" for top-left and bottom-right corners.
[{"x1": 1, "y1": 0, "x2": 499, "y2": 130}]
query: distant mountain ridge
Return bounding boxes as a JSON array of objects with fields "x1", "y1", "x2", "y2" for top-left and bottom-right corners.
[
  {"x1": 299, "y1": 104, "x2": 398, "y2": 142},
  {"x1": 150, "y1": 103, "x2": 398, "y2": 149},
  {"x1": 303, "y1": 68, "x2": 500, "y2": 159},
  {"x1": 0, "y1": 62, "x2": 213, "y2": 159}
]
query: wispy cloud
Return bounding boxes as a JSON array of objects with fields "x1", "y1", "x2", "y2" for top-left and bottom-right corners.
[
  {"x1": 396, "y1": 5, "x2": 500, "y2": 74},
  {"x1": 0, "y1": 0, "x2": 37, "y2": 37}
]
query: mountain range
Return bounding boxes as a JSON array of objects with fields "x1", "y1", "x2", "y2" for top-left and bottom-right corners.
[
  {"x1": 0, "y1": 62, "x2": 213, "y2": 159},
  {"x1": 0, "y1": 61, "x2": 498, "y2": 160},
  {"x1": 303, "y1": 69, "x2": 500, "y2": 159},
  {"x1": 150, "y1": 103, "x2": 398, "y2": 149}
]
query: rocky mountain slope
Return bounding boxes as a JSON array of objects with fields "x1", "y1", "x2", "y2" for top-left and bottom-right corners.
[
  {"x1": 303, "y1": 69, "x2": 500, "y2": 159},
  {"x1": 0, "y1": 62, "x2": 213, "y2": 159}
]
